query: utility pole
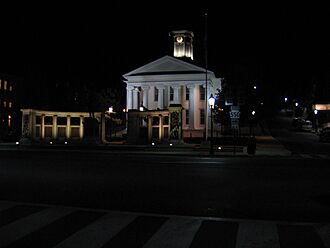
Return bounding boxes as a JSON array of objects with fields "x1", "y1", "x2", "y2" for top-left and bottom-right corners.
[{"x1": 204, "y1": 12, "x2": 208, "y2": 142}]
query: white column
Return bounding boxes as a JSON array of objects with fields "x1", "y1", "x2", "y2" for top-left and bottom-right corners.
[
  {"x1": 79, "y1": 116, "x2": 84, "y2": 139},
  {"x1": 173, "y1": 85, "x2": 180, "y2": 104},
  {"x1": 142, "y1": 86, "x2": 149, "y2": 109},
  {"x1": 66, "y1": 115, "x2": 71, "y2": 139},
  {"x1": 148, "y1": 116, "x2": 152, "y2": 142},
  {"x1": 187, "y1": 84, "x2": 195, "y2": 129},
  {"x1": 31, "y1": 111, "x2": 36, "y2": 139},
  {"x1": 52, "y1": 115, "x2": 58, "y2": 139},
  {"x1": 41, "y1": 114, "x2": 45, "y2": 139},
  {"x1": 157, "y1": 86, "x2": 165, "y2": 109},
  {"x1": 127, "y1": 86, "x2": 134, "y2": 110},
  {"x1": 133, "y1": 87, "x2": 139, "y2": 110},
  {"x1": 159, "y1": 115, "x2": 163, "y2": 141}
]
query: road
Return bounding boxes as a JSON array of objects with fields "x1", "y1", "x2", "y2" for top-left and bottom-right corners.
[
  {"x1": 0, "y1": 149, "x2": 329, "y2": 223},
  {"x1": 267, "y1": 111, "x2": 330, "y2": 155}
]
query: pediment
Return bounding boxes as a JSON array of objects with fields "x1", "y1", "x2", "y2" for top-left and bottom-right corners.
[{"x1": 124, "y1": 55, "x2": 207, "y2": 78}]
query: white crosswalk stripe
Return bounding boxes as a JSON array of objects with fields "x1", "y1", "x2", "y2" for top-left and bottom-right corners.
[
  {"x1": 0, "y1": 201, "x2": 329, "y2": 247},
  {"x1": 316, "y1": 224, "x2": 330, "y2": 248},
  {"x1": 143, "y1": 217, "x2": 202, "y2": 248},
  {"x1": 299, "y1": 153, "x2": 330, "y2": 159},
  {"x1": 300, "y1": 154, "x2": 313, "y2": 159},
  {"x1": 0, "y1": 206, "x2": 74, "y2": 247},
  {"x1": 235, "y1": 221, "x2": 280, "y2": 248},
  {"x1": 54, "y1": 212, "x2": 136, "y2": 248}
]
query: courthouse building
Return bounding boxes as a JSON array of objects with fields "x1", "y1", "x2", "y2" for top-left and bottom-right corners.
[{"x1": 123, "y1": 30, "x2": 222, "y2": 143}]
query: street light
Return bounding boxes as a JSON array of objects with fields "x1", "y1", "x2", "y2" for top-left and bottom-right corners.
[
  {"x1": 314, "y1": 109, "x2": 318, "y2": 133},
  {"x1": 208, "y1": 94, "x2": 215, "y2": 155}
]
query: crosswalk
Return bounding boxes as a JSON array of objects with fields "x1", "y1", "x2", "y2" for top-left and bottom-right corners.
[{"x1": 0, "y1": 200, "x2": 329, "y2": 247}]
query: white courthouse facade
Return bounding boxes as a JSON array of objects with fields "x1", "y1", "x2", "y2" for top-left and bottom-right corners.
[{"x1": 123, "y1": 55, "x2": 222, "y2": 143}]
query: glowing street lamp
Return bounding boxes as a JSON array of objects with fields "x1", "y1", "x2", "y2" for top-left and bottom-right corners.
[
  {"x1": 208, "y1": 94, "x2": 215, "y2": 155},
  {"x1": 284, "y1": 97, "x2": 288, "y2": 102},
  {"x1": 314, "y1": 109, "x2": 319, "y2": 132},
  {"x1": 108, "y1": 106, "x2": 113, "y2": 113}
]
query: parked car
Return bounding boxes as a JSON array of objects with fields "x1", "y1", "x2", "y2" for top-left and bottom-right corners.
[
  {"x1": 319, "y1": 127, "x2": 330, "y2": 142},
  {"x1": 292, "y1": 117, "x2": 312, "y2": 131}
]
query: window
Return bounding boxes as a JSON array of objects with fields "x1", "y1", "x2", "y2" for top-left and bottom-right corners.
[
  {"x1": 8, "y1": 115, "x2": 11, "y2": 127},
  {"x1": 163, "y1": 116, "x2": 169, "y2": 125},
  {"x1": 170, "y1": 87, "x2": 174, "y2": 101},
  {"x1": 154, "y1": 87, "x2": 159, "y2": 101},
  {"x1": 36, "y1": 116, "x2": 41, "y2": 125},
  {"x1": 200, "y1": 109, "x2": 205, "y2": 125},
  {"x1": 57, "y1": 117, "x2": 67, "y2": 125},
  {"x1": 9, "y1": 85, "x2": 12, "y2": 91},
  {"x1": 9, "y1": 102, "x2": 12, "y2": 108},
  {"x1": 4, "y1": 80, "x2": 7, "y2": 90},
  {"x1": 3, "y1": 101, "x2": 6, "y2": 108},
  {"x1": 152, "y1": 116, "x2": 159, "y2": 125},
  {"x1": 186, "y1": 87, "x2": 189, "y2": 100},
  {"x1": 186, "y1": 109, "x2": 189, "y2": 125},
  {"x1": 71, "y1": 117, "x2": 80, "y2": 126},
  {"x1": 0, "y1": 79, "x2": 2, "y2": 89},
  {"x1": 44, "y1": 116, "x2": 53, "y2": 125},
  {"x1": 200, "y1": 85, "x2": 205, "y2": 100}
]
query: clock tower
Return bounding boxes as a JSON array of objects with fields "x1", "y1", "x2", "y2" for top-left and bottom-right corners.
[{"x1": 169, "y1": 30, "x2": 194, "y2": 60}]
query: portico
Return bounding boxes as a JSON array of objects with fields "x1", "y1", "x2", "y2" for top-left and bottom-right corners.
[{"x1": 20, "y1": 109, "x2": 105, "y2": 143}]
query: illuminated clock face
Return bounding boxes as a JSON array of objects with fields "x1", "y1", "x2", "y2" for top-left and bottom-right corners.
[{"x1": 176, "y1": 36, "x2": 183, "y2": 43}]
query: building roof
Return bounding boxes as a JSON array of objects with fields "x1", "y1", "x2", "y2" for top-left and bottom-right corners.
[{"x1": 123, "y1": 55, "x2": 213, "y2": 77}]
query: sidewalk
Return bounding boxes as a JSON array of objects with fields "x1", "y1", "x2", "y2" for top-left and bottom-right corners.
[
  {"x1": 255, "y1": 135, "x2": 292, "y2": 156},
  {"x1": 0, "y1": 136, "x2": 292, "y2": 157}
]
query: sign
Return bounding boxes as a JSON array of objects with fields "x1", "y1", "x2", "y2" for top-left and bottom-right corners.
[
  {"x1": 230, "y1": 106, "x2": 240, "y2": 129},
  {"x1": 231, "y1": 119, "x2": 239, "y2": 129},
  {"x1": 230, "y1": 105, "x2": 240, "y2": 119},
  {"x1": 230, "y1": 111, "x2": 240, "y2": 119}
]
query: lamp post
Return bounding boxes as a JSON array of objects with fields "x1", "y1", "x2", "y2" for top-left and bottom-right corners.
[
  {"x1": 208, "y1": 94, "x2": 215, "y2": 155},
  {"x1": 314, "y1": 109, "x2": 318, "y2": 133},
  {"x1": 107, "y1": 106, "x2": 114, "y2": 140}
]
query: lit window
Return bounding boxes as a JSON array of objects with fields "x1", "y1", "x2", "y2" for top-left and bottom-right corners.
[
  {"x1": 154, "y1": 87, "x2": 159, "y2": 101},
  {"x1": 170, "y1": 87, "x2": 174, "y2": 101},
  {"x1": 200, "y1": 109, "x2": 205, "y2": 125},
  {"x1": 200, "y1": 85, "x2": 205, "y2": 100},
  {"x1": 0, "y1": 79, "x2": 2, "y2": 89},
  {"x1": 8, "y1": 115, "x2": 11, "y2": 127},
  {"x1": 9, "y1": 102, "x2": 12, "y2": 108},
  {"x1": 186, "y1": 87, "x2": 189, "y2": 100},
  {"x1": 4, "y1": 80, "x2": 7, "y2": 90},
  {"x1": 3, "y1": 101, "x2": 6, "y2": 108},
  {"x1": 9, "y1": 85, "x2": 12, "y2": 91}
]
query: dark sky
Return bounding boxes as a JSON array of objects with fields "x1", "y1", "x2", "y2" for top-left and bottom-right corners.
[{"x1": 1, "y1": 3, "x2": 330, "y2": 96}]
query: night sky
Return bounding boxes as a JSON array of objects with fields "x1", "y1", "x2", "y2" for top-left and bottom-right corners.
[{"x1": 1, "y1": 3, "x2": 330, "y2": 101}]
